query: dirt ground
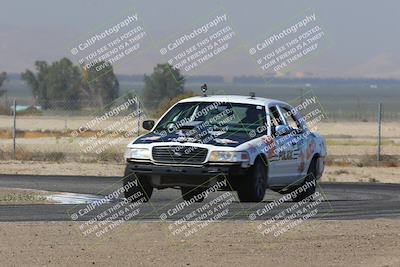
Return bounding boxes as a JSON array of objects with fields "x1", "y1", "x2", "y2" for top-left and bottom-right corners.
[
  {"x1": 1, "y1": 160, "x2": 399, "y2": 184},
  {"x1": 0, "y1": 220, "x2": 399, "y2": 266}
]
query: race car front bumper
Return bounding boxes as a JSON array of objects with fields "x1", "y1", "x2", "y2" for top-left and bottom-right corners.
[{"x1": 125, "y1": 161, "x2": 247, "y2": 188}]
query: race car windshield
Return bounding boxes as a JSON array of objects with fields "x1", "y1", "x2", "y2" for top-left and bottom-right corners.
[{"x1": 154, "y1": 101, "x2": 266, "y2": 133}]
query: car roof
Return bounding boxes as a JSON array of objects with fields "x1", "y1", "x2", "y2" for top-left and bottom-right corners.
[{"x1": 178, "y1": 95, "x2": 288, "y2": 106}]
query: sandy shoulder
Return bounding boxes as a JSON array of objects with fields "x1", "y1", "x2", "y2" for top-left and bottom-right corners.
[{"x1": 0, "y1": 220, "x2": 399, "y2": 266}]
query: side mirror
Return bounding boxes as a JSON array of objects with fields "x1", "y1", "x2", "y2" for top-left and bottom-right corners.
[
  {"x1": 142, "y1": 120, "x2": 155, "y2": 131},
  {"x1": 275, "y1": 125, "x2": 291, "y2": 136}
]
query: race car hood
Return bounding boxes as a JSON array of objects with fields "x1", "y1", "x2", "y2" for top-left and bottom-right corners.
[{"x1": 132, "y1": 129, "x2": 253, "y2": 148}]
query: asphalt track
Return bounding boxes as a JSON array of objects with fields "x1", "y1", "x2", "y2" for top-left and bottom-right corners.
[{"x1": 0, "y1": 174, "x2": 399, "y2": 222}]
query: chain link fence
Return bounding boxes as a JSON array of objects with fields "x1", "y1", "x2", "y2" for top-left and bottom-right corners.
[
  {"x1": 0, "y1": 94, "x2": 149, "y2": 163},
  {"x1": 0, "y1": 97, "x2": 399, "y2": 164},
  {"x1": 319, "y1": 101, "x2": 400, "y2": 122}
]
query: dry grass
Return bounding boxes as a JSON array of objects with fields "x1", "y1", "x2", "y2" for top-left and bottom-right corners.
[
  {"x1": 317, "y1": 121, "x2": 400, "y2": 138},
  {"x1": 322, "y1": 165, "x2": 400, "y2": 183},
  {"x1": 0, "y1": 188, "x2": 49, "y2": 204},
  {"x1": 15, "y1": 151, "x2": 66, "y2": 162},
  {"x1": 325, "y1": 154, "x2": 399, "y2": 167},
  {"x1": 0, "y1": 116, "x2": 399, "y2": 136},
  {"x1": 0, "y1": 118, "x2": 398, "y2": 167},
  {"x1": 326, "y1": 139, "x2": 397, "y2": 146},
  {"x1": 0, "y1": 129, "x2": 131, "y2": 139},
  {"x1": 97, "y1": 150, "x2": 124, "y2": 162},
  {"x1": 332, "y1": 169, "x2": 350, "y2": 175},
  {"x1": 0, "y1": 115, "x2": 141, "y2": 131}
]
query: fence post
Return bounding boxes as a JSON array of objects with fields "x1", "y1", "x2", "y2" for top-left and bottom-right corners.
[
  {"x1": 137, "y1": 100, "x2": 140, "y2": 136},
  {"x1": 377, "y1": 102, "x2": 382, "y2": 161},
  {"x1": 12, "y1": 99, "x2": 16, "y2": 160}
]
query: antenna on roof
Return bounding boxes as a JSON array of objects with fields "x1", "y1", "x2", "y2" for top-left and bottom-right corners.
[
  {"x1": 201, "y1": 83, "x2": 208, "y2": 97},
  {"x1": 249, "y1": 92, "x2": 255, "y2": 99}
]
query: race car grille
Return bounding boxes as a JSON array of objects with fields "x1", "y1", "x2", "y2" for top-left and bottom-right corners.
[{"x1": 152, "y1": 146, "x2": 208, "y2": 164}]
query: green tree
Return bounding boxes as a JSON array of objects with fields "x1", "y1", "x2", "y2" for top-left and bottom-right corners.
[
  {"x1": 143, "y1": 64, "x2": 184, "y2": 108},
  {"x1": 21, "y1": 58, "x2": 120, "y2": 109},
  {"x1": 21, "y1": 58, "x2": 119, "y2": 109},
  {"x1": 46, "y1": 58, "x2": 82, "y2": 109},
  {"x1": 21, "y1": 61, "x2": 50, "y2": 108},
  {"x1": 82, "y1": 61, "x2": 119, "y2": 107},
  {"x1": 21, "y1": 59, "x2": 82, "y2": 109}
]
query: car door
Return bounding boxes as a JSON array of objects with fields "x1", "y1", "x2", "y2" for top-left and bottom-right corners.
[
  {"x1": 265, "y1": 104, "x2": 297, "y2": 186},
  {"x1": 277, "y1": 104, "x2": 308, "y2": 184}
]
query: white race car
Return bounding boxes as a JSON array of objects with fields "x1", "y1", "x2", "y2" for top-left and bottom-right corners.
[{"x1": 123, "y1": 92, "x2": 326, "y2": 202}]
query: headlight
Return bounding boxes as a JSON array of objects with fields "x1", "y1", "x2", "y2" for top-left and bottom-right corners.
[
  {"x1": 209, "y1": 151, "x2": 249, "y2": 162},
  {"x1": 124, "y1": 148, "x2": 150, "y2": 160}
]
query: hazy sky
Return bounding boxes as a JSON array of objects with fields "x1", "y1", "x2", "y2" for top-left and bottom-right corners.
[{"x1": 0, "y1": 0, "x2": 399, "y2": 78}]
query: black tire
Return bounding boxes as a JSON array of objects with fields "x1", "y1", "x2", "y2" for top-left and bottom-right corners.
[
  {"x1": 291, "y1": 156, "x2": 318, "y2": 202},
  {"x1": 181, "y1": 187, "x2": 205, "y2": 202},
  {"x1": 123, "y1": 167, "x2": 153, "y2": 202},
  {"x1": 237, "y1": 158, "x2": 268, "y2": 202}
]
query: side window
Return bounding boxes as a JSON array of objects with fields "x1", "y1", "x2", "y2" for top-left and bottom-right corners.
[
  {"x1": 269, "y1": 106, "x2": 285, "y2": 126},
  {"x1": 280, "y1": 106, "x2": 301, "y2": 130}
]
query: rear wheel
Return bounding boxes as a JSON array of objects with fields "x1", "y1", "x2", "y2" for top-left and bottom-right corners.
[
  {"x1": 123, "y1": 167, "x2": 153, "y2": 202},
  {"x1": 237, "y1": 158, "x2": 268, "y2": 202},
  {"x1": 181, "y1": 187, "x2": 205, "y2": 202},
  {"x1": 291, "y1": 156, "x2": 318, "y2": 202}
]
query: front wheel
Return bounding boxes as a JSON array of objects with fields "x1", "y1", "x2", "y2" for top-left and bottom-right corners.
[
  {"x1": 237, "y1": 158, "x2": 268, "y2": 202},
  {"x1": 291, "y1": 157, "x2": 318, "y2": 202},
  {"x1": 123, "y1": 167, "x2": 153, "y2": 202}
]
